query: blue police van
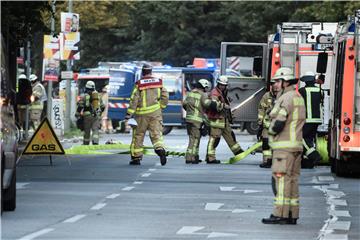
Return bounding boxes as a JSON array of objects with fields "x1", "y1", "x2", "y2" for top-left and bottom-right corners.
[{"x1": 108, "y1": 65, "x2": 215, "y2": 134}]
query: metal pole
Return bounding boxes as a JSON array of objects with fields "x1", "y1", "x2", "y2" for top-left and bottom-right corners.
[
  {"x1": 47, "y1": 0, "x2": 56, "y2": 121},
  {"x1": 64, "y1": 0, "x2": 73, "y2": 131},
  {"x1": 24, "y1": 39, "x2": 31, "y2": 139}
]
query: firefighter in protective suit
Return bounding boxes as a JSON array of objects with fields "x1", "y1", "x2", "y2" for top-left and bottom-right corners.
[
  {"x1": 257, "y1": 77, "x2": 280, "y2": 168},
  {"x1": 76, "y1": 81, "x2": 104, "y2": 145},
  {"x1": 29, "y1": 74, "x2": 47, "y2": 130},
  {"x1": 183, "y1": 79, "x2": 212, "y2": 164},
  {"x1": 125, "y1": 64, "x2": 169, "y2": 166},
  {"x1": 206, "y1": 76, "x2": 244, "y2": 164},
  {"x1": 299, "y1": 72, "x2": 322, "y2": 168},
  {"x1": 262, "y1": 67, "x2": 306, "y2": 225}
]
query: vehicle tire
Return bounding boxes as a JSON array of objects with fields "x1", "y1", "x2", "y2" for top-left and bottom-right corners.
[
  {"x1": 3, "y1": 167, "x2": 16, "y2": 211},
  {"x1": 245, "y1": 122, "x2": 259, "y2": 135},
  {"x1": 330, "y1": 157, "x2": 336, "y2": 173},
  {"x1": 335, "y1": 159, "x2": 347, "y2": 177},
  {"x1": 163, "y1": 126, "x2": 173, "y2": 135},
  {"x1": 111, "y1": 119, "x2": 120, "y2": 130}
]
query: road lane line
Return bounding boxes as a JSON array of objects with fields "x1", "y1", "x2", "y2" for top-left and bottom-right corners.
[
  {"x1": 122, "y1": 186, "x2": 135, "y2": 191},
  {"x1": 133, "y1": 181, "x2": 143, "y2": 184},
  {"x1": 205, "y1": 203, "x2": 224, "y2": 211},
  {"x1": 16, "y1": 182, "x2": 30, "y2": 190},
  {"x1": 63, "y1": 214, "x2": 86, "y2": 223},
  {"x1": 18, "y1": 228, "x2": 54, "y2": 240},
  {"x1": 323, "y1": 234, "x2": 348, "y2": 240},
  {"x1": 106, "y1": 193, "x2": 121, "y2": 199},
  {"x1": 318, "y1": 176, "x2": 335, "y2": 181},
  {"x1": 148, "y1": 168, "x2": 156, "y2": 172},
  {"x1": 141, "y1": 173, "x2": 151, "y2": 177},
  {"x1": 328, "y1": 199, "x2": 347, "y2": 206},
  {"x1": 329, "y1": 210, "x2": 351, "y2": 217},
  {"x1": 328, "y1": 221, "x2": 351, "y2": 231},
  {"x1": 90, "y1": 203, "x2": 106, "y2": 210},
  {"x1": 176, "y1": 226, "x2": 207, "y2": 235}
]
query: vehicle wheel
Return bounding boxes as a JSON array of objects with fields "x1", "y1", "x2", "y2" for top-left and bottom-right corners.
[
  {"x1": 245, "y1": 122, "x2": 259, "y2": 135},
  {"x1": 163, "y1": 126, "x2": 173, "y2": 135},
  {"x1": 335, "y1": 159, "x2": 347, "y2": 177},
  {"x1": 330, "y1": 157, "x2": 336, "y2": 173},
  {"x1": 3, "y1": 167, "x2": 16, "y2": 211}
]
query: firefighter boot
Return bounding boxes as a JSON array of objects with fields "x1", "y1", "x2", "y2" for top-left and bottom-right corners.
[
  {"x1": 262, "y1": 214, "x2": 289, "y2": 224},
  {"x1": 287, "y1": 212, "x2": 298, "y2": 225},
  {"x1": 259, "y1": 159, "x2": 272, "y2": 168},
  {"x1": 193, "y1": 155, "x2": 203, "y2": 164},
  {"x1": 155, "y1": 148, "x2": 167, "y2": 166},
  {"x1": 206, "y1": 159, "x2": 221, "y2": 164},
  {"x1": 234, "y1": 148, "x2": 244, "y2": 156},
  {"x1": 129, "y1": 157, "x2": 141, "y2": 165}
]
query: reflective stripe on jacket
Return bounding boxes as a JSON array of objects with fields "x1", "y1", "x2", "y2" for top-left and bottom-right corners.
[
  {"x1": 269, "y1": 86, "x2": 306, "y2": 151},
  {"x1": 298, "y1": 85, "x2": 322, "y2": 124},
  {"x1": 183, "y1": 89, "x2": 211, "y2": 125},
  {"x1": 206, "y1": 87, "x2": 229, "y2": 128},
  {"x1": 258, "y1": 91, "x2": 276, "y2": 129},
  {"x1": 127, "y1": 78, "x2": 169, "y2": 116}
]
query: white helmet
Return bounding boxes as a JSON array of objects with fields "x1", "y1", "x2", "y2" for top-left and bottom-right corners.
[
  {"x1": 300, "y1": 71, "x2": 315, "y2": 82},
  {"x1": 198, "y1": 79, "x2": 210, "y2": 88},
  {"x1": 272, "y1": 67, "x2": 295, "y2": 81},
  {"x1": 18, "y1": 74, "x2": 27, "y2": 80},
  {"x1": 29, "y1": 74, "x2": 38, "y2": 82},
  {"x1": 217, "y1": 75, "x2": 228, "y2": 85},
  {"x1": 85, "y1": 81, "x2": 95, "y2": 89}
]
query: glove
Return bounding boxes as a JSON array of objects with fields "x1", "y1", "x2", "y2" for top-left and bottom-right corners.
[
  {"x1": 75, "y1": 112, "x2": 81, "y2": 119},
  {"x1": 257, "y1": 125, "x2": 263, "y2": 141}
]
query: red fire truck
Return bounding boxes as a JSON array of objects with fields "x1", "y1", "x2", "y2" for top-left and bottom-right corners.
[{"x1": 318, "y1": 12, "x2": 360, "y2": 176}]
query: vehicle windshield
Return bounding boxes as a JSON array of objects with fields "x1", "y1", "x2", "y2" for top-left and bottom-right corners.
[{"x1": 152, "y1": 71, "x2": 182, "y2": 95}]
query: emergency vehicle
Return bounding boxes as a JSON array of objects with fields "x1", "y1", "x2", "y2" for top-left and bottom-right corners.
[
  {"x1": 219, "y1": 23, "x2": 338, "y2": 134},
  {"x1": 318, "y1": 12, "x2": 360, "y2": 176}
]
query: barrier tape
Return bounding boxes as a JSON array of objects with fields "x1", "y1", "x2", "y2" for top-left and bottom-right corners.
[{"x1": 226, "y1": 141, "x2": 262, "y2": 164}]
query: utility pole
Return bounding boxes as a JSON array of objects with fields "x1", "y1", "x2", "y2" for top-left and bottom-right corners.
[
  {"x1": 47, "y1": 0, "x2": 56, "y2": 121},
  {"x1": 24, "y1": 37, "x2": 31, "y2": 139},
  {"x1": 64, "y1": 0, "x2": 73, "y2": 131}
]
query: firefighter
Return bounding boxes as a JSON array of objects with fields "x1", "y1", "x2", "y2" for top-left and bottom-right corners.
[
  {"x1": 76, "y1": 81, "x2": 104, "y2": 145},
  {"x1": 257, "y1": 78, "x2": 281, "y2": 168},
  {"x1": 205, "y1": 76, "x2": 244, "y2": 164},
  {"x1": 124, "y1": 64, "x2": 169, "y2": 166},
  {"x1": 299, "y1": 71, "x2": 322, "y2": 168},
  {"x1": 262, "y1": 67, "x2": 305, "y2": 225},
  {"x1": 29, "y1": 74, "x2": 47, "y2": 130},
  {"x1": 16, "y1": 74, "x2": 32, "y2": 130},
  {"x1": 183, "y1": 79, "x2": 212, "y2": 164}
]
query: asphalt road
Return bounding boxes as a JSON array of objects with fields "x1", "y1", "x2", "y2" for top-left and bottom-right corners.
[{"x1": 2, "y1": 129, "x2": 359, "y2": 240}]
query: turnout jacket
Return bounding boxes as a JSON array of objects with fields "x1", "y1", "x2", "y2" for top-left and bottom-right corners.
[
  {"x1": 183, "y1": 88, "x2": 212, "y2": 127},
  {"x1": 268, "y1": 85, "x2": 306, "y2": 152},
  {"x1": 206, "y1": 87, "x2": 231, "y2": 129},
  {"x1": 127, "y1": 76, "x2": 169, "y2": 117},
  {"x1": 258, "y1": 91, "x2": 277, "y2": 129},
  {"x1": 298, "y1": 83, "x2": 322, "y2": 124}
]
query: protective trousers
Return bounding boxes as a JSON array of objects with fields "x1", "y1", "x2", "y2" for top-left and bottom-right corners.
[
  {"x1": 262, "y1": 136, "x2": 272, "y2": 165},
  {"x1": 302, "y1": 123, "x2": 321, "y2": 166},
  {"x1": 272, "y1": 151, "x2": 301, "y2": 219},
  {"x1": 17, "y1": 105, "x2": 27, "y2": 129},
  {"x1": 83, "y1": 115, "x2": 100, "y2": 145},
  {"x1": 206, "y1": 120, "x2": 242, "y2": 161},
  {"x1": 130, "y1": 114, "x2": 164, "y2": 160},
  {"x1": 185, "y1": 122, "x2": 201, "y2": 162}
]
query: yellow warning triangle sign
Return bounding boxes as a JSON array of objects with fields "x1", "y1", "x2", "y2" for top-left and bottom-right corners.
[{"x1": 22, "y1": 118, "x2": 65, "y2": 155}]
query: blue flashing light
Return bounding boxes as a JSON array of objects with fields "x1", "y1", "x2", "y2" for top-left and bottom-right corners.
[
  {"x1": 207, "y1": 62, "x2": 215, "y2": 68},
  {"x1": 163, "y1": 65, "x2": 172, "y2": 69}
]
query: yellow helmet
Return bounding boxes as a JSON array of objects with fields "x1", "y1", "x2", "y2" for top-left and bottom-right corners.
[{"x1": 272, "y1": 67, "x2": 295, "y2": 81}]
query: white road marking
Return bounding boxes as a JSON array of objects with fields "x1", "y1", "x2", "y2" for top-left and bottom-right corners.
[
  {"x1": 328, "y1": 199, "x2": 347, "y2": 206},
  {"x1": 141, "y1": 173, "x2": 151, "y2": 177},
  {"x1": 327, "y1": 190, "x2": 345, "y2": 199},
  {"x1": 148, "y1": 168, "x2": 156, "y2": 171},
  {"x1": 18, "y1": 228, "x2": 55, "y2": 240},
  {"x1": 208, "y1": 232, "x2": 238, "y2": 238},
  {"x1": 318, "y1": 176, "x2": 335, "y2": 181},
  {"x1": 63, "y1": 214, "x2": 86, "y2": 223},
  {"x1": 328, "y1": 221, "x2": 351, "y2": 231},
  {"x1": 327, "y1": 184, "x2": 339, "y2": 189},
  {"x1": 329, "y1": 210, "x2": 351, "y2": 217},
  {"x1": 219, "y1": 186, "x2": 262, "y2": 194},
  {"x1": 106, "y1": 193, "x2": 121, "y2": 199},
  {"x1": 155, "y1": 163, "x2": 161, "y2": 166},
  {"x1": 122, "y1": 186, "x2": 135, "y2": 191},
  {"x1": 176, "y1": 226, "x2": 206, "y2": 235},
  {"x1": 16, "y1": 182, "x2": 30, "y2": 190},
  {"x1": 176, "y1": 226, "x2": 237, "y2": 238},
  {"x1": 323, "y1": 234, "x2": 348, "y2": 240},
  {"x1": 133, "y1": 181, "x2": 143, "y2": 185},
  {"x1": 205, "y1": 203, "x2": 224, "y2": 211},
  {"x1": 90, "y1": 203, "x2": 106, "y2": 210},
  {"x1": 232, "y1": 209, "x2": 256, "y2": 213}
]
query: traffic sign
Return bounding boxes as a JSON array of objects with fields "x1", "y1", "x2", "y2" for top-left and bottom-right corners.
[
  {"x1": 61, "y1": 71, "x2": 73, "y2": 79},
  {"x1": 22, "y1": 118, "x2": 65, "y2": 155}
]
